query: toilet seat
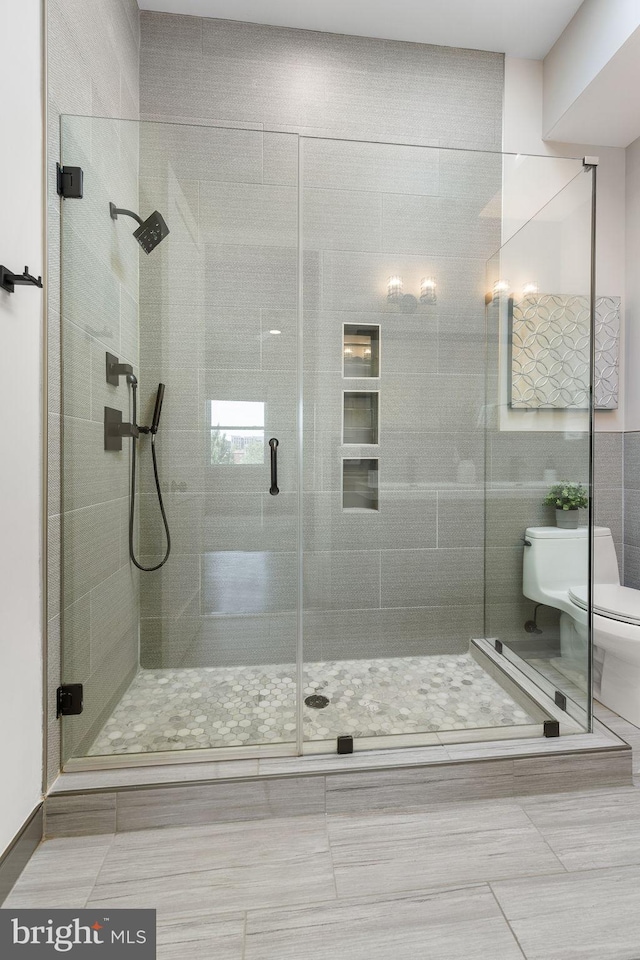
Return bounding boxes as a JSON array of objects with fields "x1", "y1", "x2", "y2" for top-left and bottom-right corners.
[{"x1": 569, "y1": 584, "x2": 640, "y2": 626}]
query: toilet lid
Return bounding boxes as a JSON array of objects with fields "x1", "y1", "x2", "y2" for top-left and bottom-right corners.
[{"x1": 569, "y1": 584, "x2": 640, "y2": 625}]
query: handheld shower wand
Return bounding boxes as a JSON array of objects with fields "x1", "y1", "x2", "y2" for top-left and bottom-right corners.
[{"x1": 128, "y1": 377, "x2": 171, "y2": 572}]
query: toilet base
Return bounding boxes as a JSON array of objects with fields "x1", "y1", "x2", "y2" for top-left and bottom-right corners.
[
  {"x1": 560, "y1": 612, "x2": 587, "y2": 660},
  {"x1": 599, "y1": 648, "x2": 640, "y2": 727}
]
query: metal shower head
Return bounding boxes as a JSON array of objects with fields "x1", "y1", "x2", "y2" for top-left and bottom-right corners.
[{"x1": 109, "y1": 202, "x2": 170, "y2": 254}]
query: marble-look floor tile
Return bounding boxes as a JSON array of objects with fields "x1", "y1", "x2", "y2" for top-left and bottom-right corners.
[
  {"x1": 92, "y1": 806, "x2": 333, "y2": 922},
  {"x1": 157, "y1": 915, "x2": 245, "y2": 960},
  {"x1": 87, "y1": 851, "x2": 336, "y2": 918},
  {"x1": 97, "y1": 816, "x2": 329, "y2": 884},
  {"x1": 3, "y1": 835, "x2": 113, "y2": 908},
  {"x1": 245, "y1": 885, "x2": 523, "y2": 960},
  {"x1": 519, "y1": 786, "x2": 640, "y2": 870},
  {"x1": 492, "y1": 863, "x2": 640, "y2": 960},
  {"x1": 328, "y1": 800, "x2": 564, "y2": 897}
]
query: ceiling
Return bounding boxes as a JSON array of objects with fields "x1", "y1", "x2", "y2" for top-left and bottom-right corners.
[{"x1": 138, "y1": 0, "x2": 584, "y2": 60}]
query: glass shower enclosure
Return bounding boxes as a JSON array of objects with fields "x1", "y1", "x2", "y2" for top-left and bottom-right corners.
[{"x1": 57, "y1": 115, "x2": 596, "y2": 766}]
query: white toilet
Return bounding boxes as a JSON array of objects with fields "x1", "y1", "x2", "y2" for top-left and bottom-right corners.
[{"x1": 522, "y1": 525, "x2": 640, "y2": 726}]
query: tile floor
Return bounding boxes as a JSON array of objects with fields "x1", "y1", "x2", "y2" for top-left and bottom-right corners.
[
  {"x1": 7, "y1": 706, "x2": 640, "y2": 958},
  {"x1": 88, "y1": 654, "x2": 538, "y2": 755}
]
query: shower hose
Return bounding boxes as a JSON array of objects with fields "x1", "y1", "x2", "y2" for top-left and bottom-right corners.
[{"x1": 128, "y1": 377, "x2": 171, "y2": 572}]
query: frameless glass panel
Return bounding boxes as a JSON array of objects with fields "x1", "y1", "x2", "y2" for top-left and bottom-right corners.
[
  {"x1": 60, "y1": 116, "x2": 300, "y2": 762},
  {"x1": 484, "y1": 163, "x2": 594, "y2": 732},
  {"x1": 300, "y1": 137, "x2": 555, "y2": 751}
]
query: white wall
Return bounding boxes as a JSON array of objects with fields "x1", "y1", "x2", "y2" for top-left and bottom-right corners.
[
  {"x1": 625, "y1": 136, "x2": 640, "y2": 431},
  {"x1": 503, "y1": 56, "x2": 626, "y2": 433},
  {"x1": 0, "y1": 0, "x2": 44, "y2": 855},
  {"x1": 543, "y1": 0, "x2": 640, "y2": 144}
]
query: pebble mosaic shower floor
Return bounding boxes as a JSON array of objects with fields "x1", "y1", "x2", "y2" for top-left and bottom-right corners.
[{"x1": 88, "y1": 653, "x2": 538, "y2": 756}]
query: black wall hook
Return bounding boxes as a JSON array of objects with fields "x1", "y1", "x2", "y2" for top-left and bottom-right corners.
[{"x1": 0, "y1": 265, "x2": 43, "y2": 295}]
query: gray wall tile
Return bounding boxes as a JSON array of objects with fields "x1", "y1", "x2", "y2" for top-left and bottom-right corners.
[
  {"x1": 381, "y1": 549, "x2": 483, "y2": 608},
  {"x1": 303, "y1": 188, "x2": 382, "y2": 252},
  {"x1": 63, "y1": 417, "x2": 129, "y2": 512},
  {"x1": 201, "y1": 551, "x2": 297, "y2": 616},
  {"x1": 303, "y1": 551, "x2": 381, "y2": 610},
  {"x1": 624, "y1": 545, "x2": 640, "y2": 590},
  {"x1": 139, "y1": 122, "x2": 264, "y2": 183},
  {"x1": 624, "y1": 432, "x2": 640, "y2": 491},
  {"x1": 200, "y1": 182, "x2": 297, "y2": 247},
  {"x1": 63, "y1": 501, "x2": 124, "y2": 609},
  {"x1": 625, "y1": 489, "x2": 640, "y2": 549},
  {"x1": 302, "y1": 136, "x2": 440, "y2": 195},
  {"x1": 263, "y1": 132, "x2": 298, "y2": 185}
]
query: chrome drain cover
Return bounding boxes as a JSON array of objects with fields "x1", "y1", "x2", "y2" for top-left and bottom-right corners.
[{"x1": 305, "y1": 694, "x2": 330, "y2": 709}]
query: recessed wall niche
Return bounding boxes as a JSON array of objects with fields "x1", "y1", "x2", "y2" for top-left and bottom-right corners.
[
  {"x1": 343, "y1": 324, "x2": 380, "y2": 378},
  {"x1": 342, "y1": 458, "x2": 379, "y2": 511},
  {"x1": 343, "y1": 391, "x2": 379, "y2": 445}
]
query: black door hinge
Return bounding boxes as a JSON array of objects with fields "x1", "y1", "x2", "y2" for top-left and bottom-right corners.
[
  {"x1": 495, "y1": 639, "x2": 503, "y2": 654},
  {"x1": 57, "y1": 684, "x2": 84, "y2": 717},
  {"x1": 337, "y1": 735, "x2": 353, "y2": 755},
  {"x1": 56, "y1": 163, "x2": 83, "y2": 199}
]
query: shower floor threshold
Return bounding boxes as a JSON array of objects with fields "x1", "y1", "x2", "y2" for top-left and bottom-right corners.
[{"x1": 53, "y1": 725, "x2": 627, "y2": 795}]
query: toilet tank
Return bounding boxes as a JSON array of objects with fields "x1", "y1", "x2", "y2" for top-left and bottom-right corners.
[{"x1": 523, "y1": 526, "x2": 619, "y2": 605}]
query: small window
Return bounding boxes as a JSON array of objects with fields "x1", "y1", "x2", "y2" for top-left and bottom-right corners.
[{"x1": 210, "y1": 400, "x2": 265, "y2": 465}]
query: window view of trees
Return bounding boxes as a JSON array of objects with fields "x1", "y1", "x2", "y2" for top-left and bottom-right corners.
[{"x1": 210, "y1": 401, "x2": 265, "y2": 465}]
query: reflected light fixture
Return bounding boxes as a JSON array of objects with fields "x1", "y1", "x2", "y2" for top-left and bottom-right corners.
[
  {"x1": 387, "y1": 275, "x2": 403, "y2": 302},
  {"x1": 493, "y1": 279, "x2": 510, "y2": 299},
  {"x1": 522, "y1": 281, "x2": 539, "y2": 297},
  {"x1": 420, "y1": 277, "x2": 437, "y2": 305},
  {"x1": 269, "y1": 329, "x2": 281, "y2": 335}
]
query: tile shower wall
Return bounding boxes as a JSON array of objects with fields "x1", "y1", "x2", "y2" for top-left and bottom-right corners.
[
  {"x1": 135, "y1": 124, "x2": 299, "y2": 668},
  {"x1": 624, "y1": 432, "x2": 640, "y2": 588},
  {"x1": 47, "y1": 0, "x2": 140, "y2": 767},
  {"x1": 138, "y1": 13, "x2": 504, "y2": 664}
]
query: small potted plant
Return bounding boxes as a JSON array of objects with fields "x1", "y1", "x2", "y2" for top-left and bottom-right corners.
[{"x1": 543, "y1": 482, "x2": 588, "y2": 529}]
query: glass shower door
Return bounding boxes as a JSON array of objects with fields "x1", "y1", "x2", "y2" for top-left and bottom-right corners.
[
  {"x1": 59, "y1": 116, "x2": 301, "y2": 762},
  {"x1": 299, "y1": 138, "x2": 546, "y2": 752}
]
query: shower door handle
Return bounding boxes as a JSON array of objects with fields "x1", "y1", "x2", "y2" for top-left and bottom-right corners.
[{"x1": 269, "y1": 438, "x2": 279, "y2": 495}]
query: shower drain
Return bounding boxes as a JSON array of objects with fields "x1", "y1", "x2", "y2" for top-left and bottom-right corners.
[{"x1": 305, "y1": 694, "x2": 330, "y2": 709}]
